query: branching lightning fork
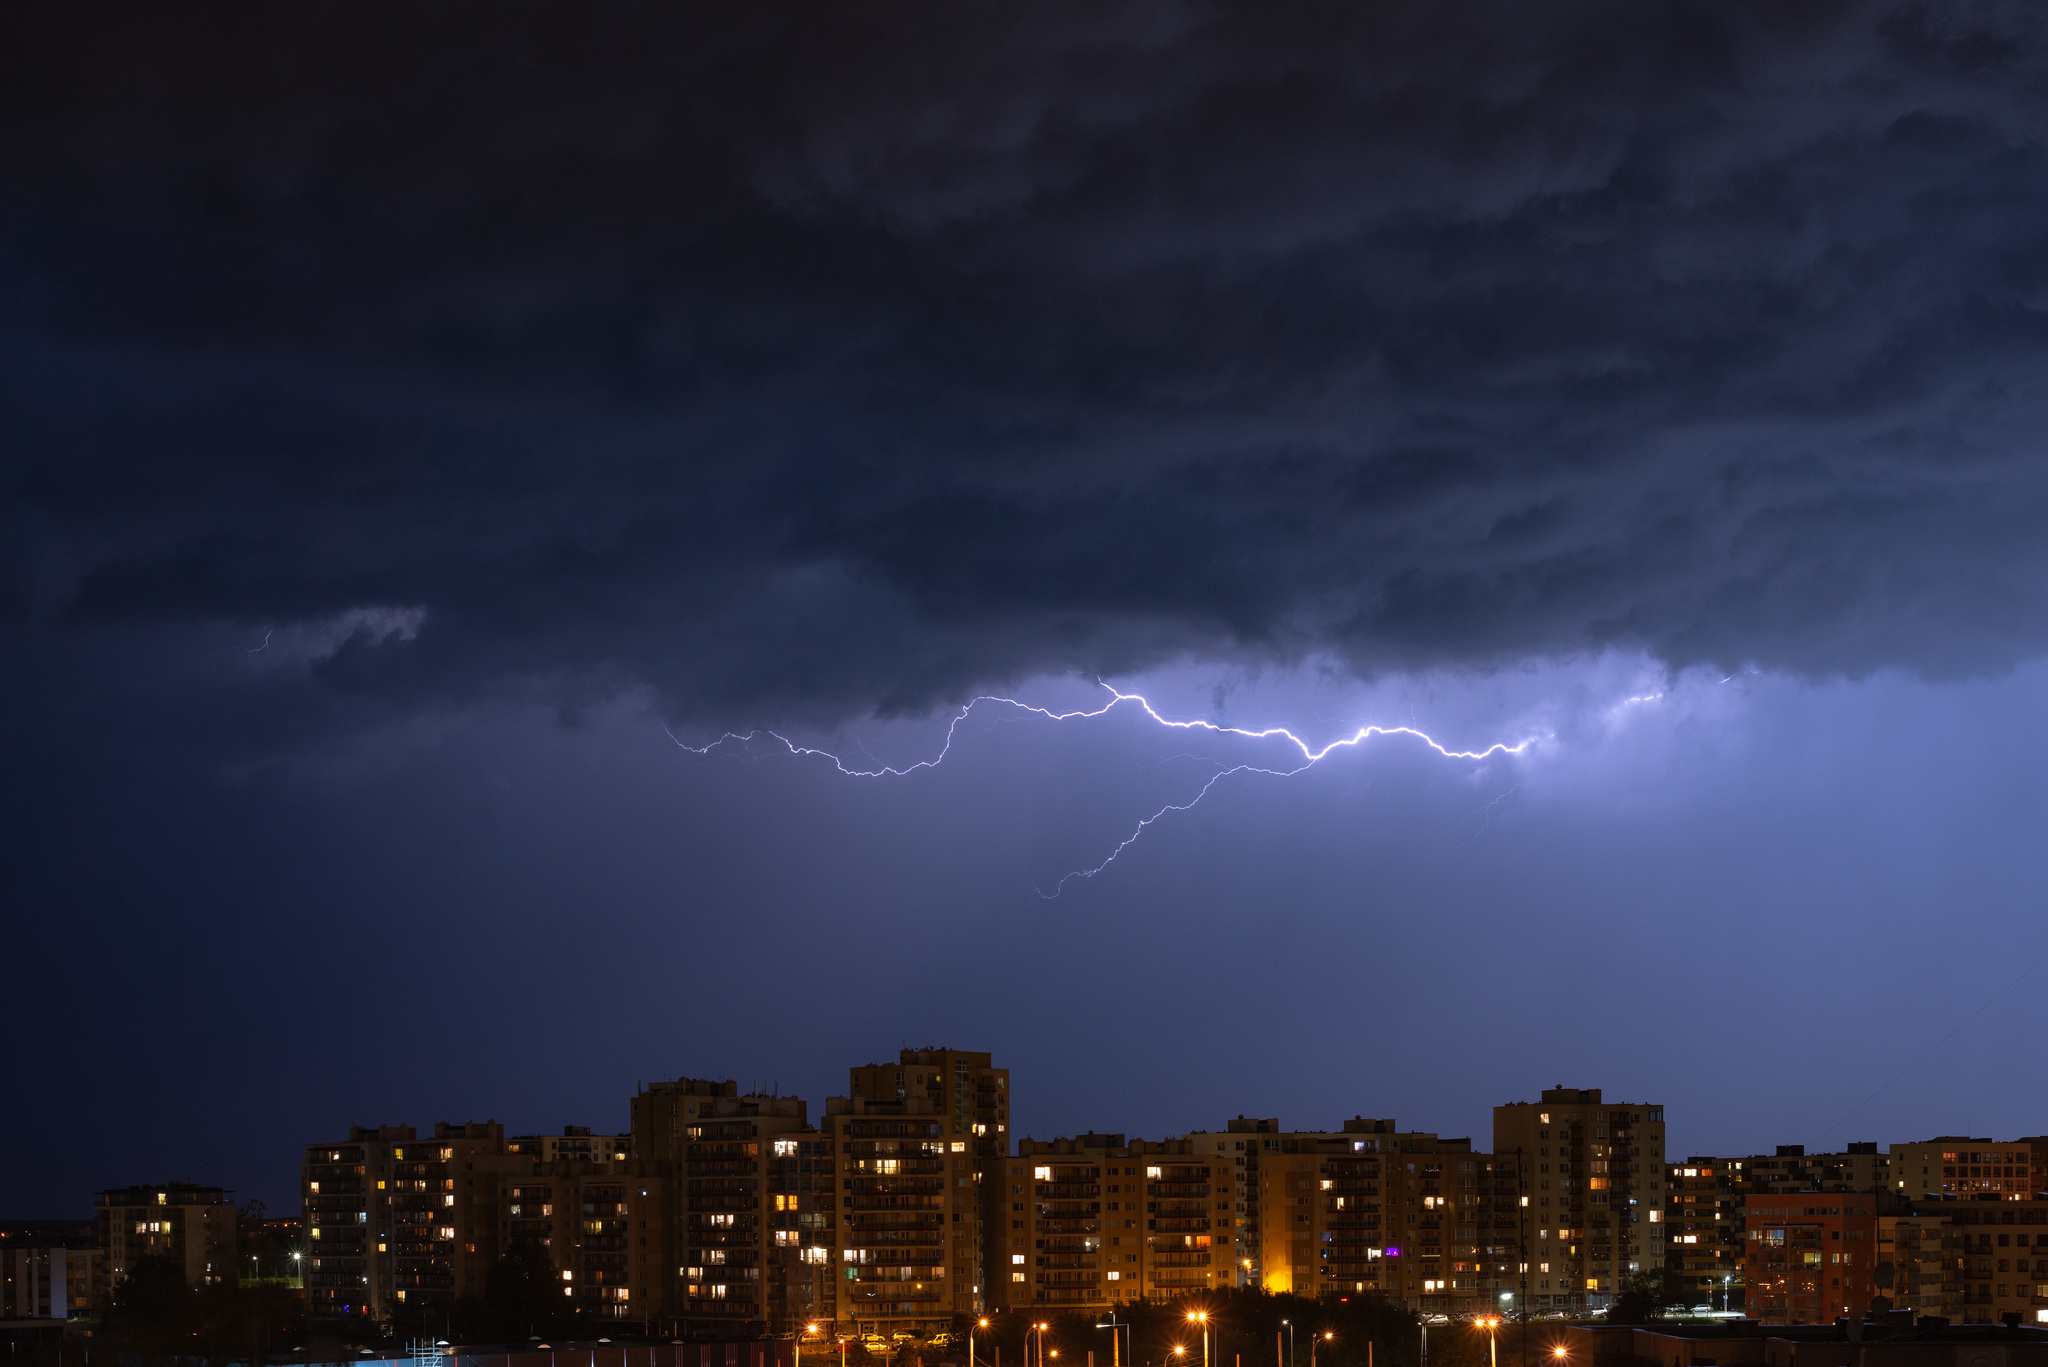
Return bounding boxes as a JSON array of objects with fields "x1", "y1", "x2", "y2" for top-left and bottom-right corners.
[{"x1": 667, "y1": 683, "x2": 1540, "y2": 896}]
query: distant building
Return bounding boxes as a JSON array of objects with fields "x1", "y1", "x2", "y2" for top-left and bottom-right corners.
[
  {"x1": 505, "y1": 1126, "x2": 632, "y2": 1165},
  {"x1": 633, "y1": 1077, "x2": 816, "y2": 1336},
  {"x1": 824, "y1": 1047, "x2": 1008, "y2": 1340},
  {"x1": 1495, "y1": 1086, "x2": 1668, "y2": 1313},
  {"x1": 1890, "y1": 1139, "x2": 2041, "y2": 1201},
  {"x1": 1745, "y1": 1143, "x2": 1890, "y2": 1194},
  {"x1": 1666, "y1": 1156, "x2": 1744, "y2": 1309},
  {"x1": 992, "y1": 1133, "x2": 1235, "y2": 1313},
  {"x1": 495, "y1": 1155, "x2": 672, "y2": 1324},
  {"x1": 1881, "y1": 1209, "x2": 1963, "y2": 1320},
  {"x1": 1938, "y1": 1196, "x2": 2048, "y2": 1324},
  {"x1": 1, "y1": 1245, "x2": 102, "y2": 1318},
  {"x1": 97, "y1": 1183, "x2": 236, "y2": 1288},
  {"x1": 300, "y1": 1120, "x2": 505, "y2": 1322},
  {"x1": 1743, "y1": 1193, "x2": 1877, "y2": 1324}
]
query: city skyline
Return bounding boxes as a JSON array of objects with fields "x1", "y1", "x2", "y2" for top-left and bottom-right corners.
[{"x1": 12, "y1": 0, "x2": 2048, "y2": 1270}]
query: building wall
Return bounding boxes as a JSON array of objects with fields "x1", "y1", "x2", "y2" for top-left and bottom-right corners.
[
  {"x1": 632, "y1": 1081, "x2": 815, "y2": 1336},
  {"x1": 992, "y1": 1135, "x2": 1233, "y2": 1314},
  {"x1": 1494, "y1": 1086, "x2": 1667, "y2": 1312},
  {"x1": 1882, "y1": 1213, "x2": 1962, "y2": 1320},
  {"x1": 98, "y1": 1184, "x2": 237, "y2": 1289},
  {"x1": 1742, "y1": 1195, "x2": 1876, "y2": 1325},
  {"x1": 1, "y1": 1247, "x2": 101, "y2": 1319},
  {"x1": 1941, "y1": 1198, "x2": 2048, "y2": 1325},
  {"x1": 302, "y1": 1121, "x2": 504, "y2": 1323},
  {"x1": 497, "y1": 1159, "x2": 671, "y2": 1324},
  {"x1": 1666, "y1": 1158, "x2": 1743, "y2": 1309},
  {"x1": 1890, "y1": 1141, "x2": 2038, "y2": 1201}
]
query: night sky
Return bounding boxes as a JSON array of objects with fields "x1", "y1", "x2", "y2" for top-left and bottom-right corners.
[{"x1": 8, "y1": 1, "x2": 2048, "y2": 1218}]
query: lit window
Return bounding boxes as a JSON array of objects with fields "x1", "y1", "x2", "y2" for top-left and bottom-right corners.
[
  {"x1": 1034, "y1": 1167, "x2": 1052, "y2": 1180},
  {"x1": 1013, "y1": 1254, "x2": 1026, "y2": 1264},
  {"x1": 1012, "y1": 1272, "x2": 1025, "y2": 1282}
]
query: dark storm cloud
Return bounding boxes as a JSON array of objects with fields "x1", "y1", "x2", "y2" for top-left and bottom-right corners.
[{"x1": 7, "y1": 0, "x2": 2048, "y2": 722}]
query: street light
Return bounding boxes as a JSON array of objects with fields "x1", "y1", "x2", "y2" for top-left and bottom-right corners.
[
  {"x1": 1475, "y1": 1317, "x2": 1500, "y2": 1367},
  {"x1": 1096, "y1": 1313, "x2": 1131, "y2": 1367},
  {"x1": 1186, "y1": 1311, "x2": 1211, "y2": 1367},
  {"x1": 1034, "y1": 1322, "x2": 1052, "y2": 1367},
  {"x1": 971, "y1": 1319, "x2": 990, "y2": 1367},
  {"x1": 1281, "y1": 1320, "x2": 1295, "y2": 1367},
  {"x1": 1550, "y1": 1347, "x2": 1569, "y2": 1363},
  {"x1": 798, "y1": 1323, "x2": 820, "y2": 1367},
  {"x1": 1311, "y1": 1332, "x2": 1334, "y2": 1367}
]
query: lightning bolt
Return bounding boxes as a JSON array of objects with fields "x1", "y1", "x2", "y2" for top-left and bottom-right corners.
[{"x1": 667, "y1": 683, "x2": 1541, "y2": 897}]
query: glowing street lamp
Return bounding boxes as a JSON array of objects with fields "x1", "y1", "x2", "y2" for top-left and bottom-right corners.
[
  {"x1": 1311, "y1": 1332, "x2": 1334, "y2": 1367},
  {"x1": 1186, "y1": 1311, "x2": 1211, "y2": 1367},
  {"x1": 971, "y1": 1319, "x2": 990, "y2": 1367},
  {"x1": 1474, "y1": 1317, "x2": 1500, "y2": 1367}
]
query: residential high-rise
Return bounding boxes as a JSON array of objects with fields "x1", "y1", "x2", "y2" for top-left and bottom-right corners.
[
  {"x1": 496, "y1": 1155, "x2": 672, "y2": 1325},
  {"x1": 1182, "y1": 1119, "x2": 1526, "y2": 1316},
  {"x1": 1742, "y1": 1193, "x2": 1876, "y2": 1325},
  {"x1": 1665, "y1": 1157, "x2": 1744, "y2": 1310},
  {"x1": 1743, "y1": 1144, "x2": 1889, "y2": 1194},
  {"x1": 300, "y1": 1121, "x2": 505, "y2": 1323},
  {"x1": 1933, "y1": 1196, "x2": 2048, "y2": 1324},
  {"x1": 1, "y1": 1245, "x2": 102, "y2": 1319},
  {"x1": 1880, "y1": 1210, "x2": 1961, "y2": 1320},
  {"x1": 630, "y1": 1079, "x2": 817, "y2": 1337},
  {"x1": 506, "y1": 1127, "x2": 633, "y2": 1165},
  {"x1": 816, "y1": 1047, "x2": 1008, "y2": 1342},
  {"x1": 1493, "y1": 1086, "x2": 1666, "y2": 1313},
  {"x1": 992, "y1": 1134, "x2": 1235, "y2": 1312},
  {"x1": 1888, "y1": 1139, "x2": 2040, "y2": 1201},
  {"x1": 97, "y1": 1183, "x2": 237, "y2": 1289}
]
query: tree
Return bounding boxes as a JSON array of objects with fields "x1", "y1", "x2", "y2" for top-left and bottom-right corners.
[
  {"x1": 485, "y1": 1240, "x2": 565, "y2": 1339},
  {"x1": 1608, "y1": 1268, "x2": 1689, "y2": 1323}
]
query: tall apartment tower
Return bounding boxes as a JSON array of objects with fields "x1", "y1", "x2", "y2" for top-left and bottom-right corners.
[
  {"x1": 631, "y1": 1078, "x2": 820, "y2": 1336},
  {"x1": 1188, "y1": 1120, "x2": 1526, "y2": 1315},
  {"x1": 991, "y1": 1134, "x2": 1233, "y2": 1313},
  {"x1": 301, "y1": 1121, "x2": 505, "y2": 1323},
  {"x1": 97, "y1": 1184, "x2": 237, "y2": 1289},
  {"x1": 824, "y1": 1047, "x2": 1008, "y2": 1341},
  {"x1": 1493, "y1": 1086, "x2": 1666, "y2": 1314},
  {"x1": 1888, "y1": 1139, "x2": 2040, "y2": 1200}
]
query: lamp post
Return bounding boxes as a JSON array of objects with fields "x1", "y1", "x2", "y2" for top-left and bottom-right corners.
[
  {"x1": 1034, "y1": 1323, "x2": 1051, "y2": 1367},
  {"x1": 1311, "y1": 1333, "x2": 1333, "y2": 1367},
  {"x1": 799, "y1": 1323, "x2": 819, "y2": 1367},
  {"x1": 1175, "y1": 1346, "x2": 1189, "y2": 1367},
  {"x1": 1281, "y1": 1321, "x2": 1294, "y2": 1367},
  {"x1": 1475, "y1": 1319, "x2": 1499, "y2": 1367},
  {"x1": 971, "y1": 1319, "x2": 989, "y2": 1367},
  {"x1": 1095, "y1": 1314, "x2": 1129, "y2": 1367},
  {"x1": 1186, "y1": 1312, "x2": 1210, "y2": 1367}
]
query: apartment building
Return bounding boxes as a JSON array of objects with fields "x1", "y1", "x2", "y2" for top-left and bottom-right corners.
[
  {"x1": 992, "y1": 1134, "x2": 1233, "y2": 1312},
  {"x1": 1939, "y1": 1198, "x2": 2048, "y2": 1324},
  {"x1": 1882, "y1": 1211, "x2": 1962, "y2": 1320},
  {"x1": 498, "y1": 1157, "x2": 671, "y2": 1323},
  {"x1": 506, "y1": 1127, "x2": 632, "y2": 1164},
  {"x1": 1890, "y1": 1140, "x2": 2042, "y2": 1201},
  {"x1": 1, "y1": 1246, "x2": 102, "y2": 1319},
  {"x1": 300, "y1": 1120, "x2": 505, "y2": 1322},
  {"x1": 1666, "y1": 1157, "x2": 1743, "y2": 1310},
  {"x1": 97, "y1": 1183, "x2": 237, "y2": 1288},
  {"x1": 1742, "y1": 1194, "x2": 1876, "y2": 1325},
  {"x1": 631, "y1": 1079, "x2": 817, "y2": 1337},
  {"x1": 1494, "y1": 1086, "x2": 1667, "y2": 1313},
  {"x1": 1745, "y1": 1144, "x2": 1889, "y2": 1194},
  {"x1": 1183, "y1": 1118, "x2": 1527, "y2": 1316}
]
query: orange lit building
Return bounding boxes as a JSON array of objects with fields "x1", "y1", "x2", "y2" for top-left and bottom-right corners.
[{"x1": 1742, "y1": 1194, "x2": 1876, "y2": 1324}]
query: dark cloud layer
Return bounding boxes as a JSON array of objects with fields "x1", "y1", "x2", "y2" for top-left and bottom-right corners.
[{"x1": 7, "y1": 0, "x2": 2048, "y2": 722}]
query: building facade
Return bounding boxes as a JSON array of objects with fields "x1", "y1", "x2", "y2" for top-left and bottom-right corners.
[
  {"x1": 1938, "y1": 1198, "x2": 2048, "y2": 1324},
  {"x1": 1890, "y1": 1141, "x2": 2041, "y2": 1201},
  {"x1": 1494, "y1": 1086, "x2": 1667, "y2": 1313},
  {"x1": 97, "y1": 1184, "x2": 236, "y2": 1289},
  {"x1": 506, "y1": 1127, "x2": 633, "y2": 1165},
  {"x1": 1744, "y1": 1145, "x2": 1889, "y2": 1195},
  {"x1": 301, "y1": 1120, "x2": 506, "y2": 1323},
  {"x1": 1666, "y1": 1157, "x2": 1744, "y2": 1310},
  {"x1": 993, "y1": 1134, "x2": 1234, "y2": 1313},
  {"x1": 1742, "y1": 1194, "x2": 1877, "y2": 1325},
  {"x1": 1882, "y1": 1210, "x2": 1963, "y2": 1321},
  {"x1": 631, "y1": 1080, "x2": 817, "y2": 1337},
  {"x1": 1, "y1": 1246, "x2": 102, "y2": 1319}
]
